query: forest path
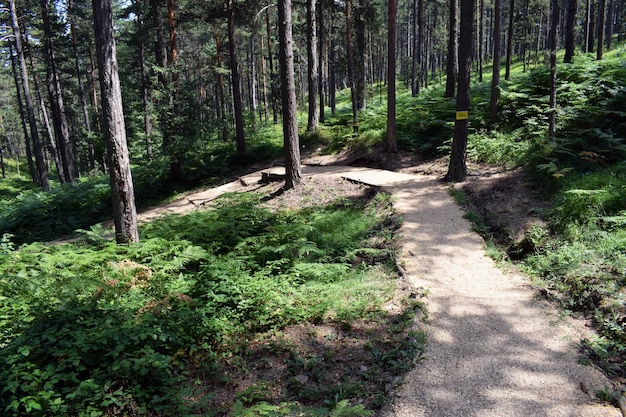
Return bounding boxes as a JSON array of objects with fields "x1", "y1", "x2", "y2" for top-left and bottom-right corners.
[{"x1": 140, "y1": 165, "x2": 620, "y2": 417}]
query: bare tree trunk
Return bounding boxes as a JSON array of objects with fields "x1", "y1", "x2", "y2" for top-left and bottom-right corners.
[
  {"x1": 445, "y1": 0, "x2": 459, "y2": 98},
  {"x1": 387, "y1": 0, "x2": 398, "y2": 153},
  {"x1": 355, "y1": 0, "x2": 367, "y2": 110},
  {"x1": 607, "y1": 0, "x2": 614, "y2": 49},
  {"x1": 329, "y1": 25, "x2": 336, "y2": 115},
  {"x1": 278, "y1": 0, "x2": 302, "y2": 189},
  {"x1": 597, "y1": 0, "x2": 607, "y2": 59},
  {"x1": 445, "y1": 0, "x2": 474, "y2": 182},
  {"x1": 478, "y1": 0, "x2": 484, "y2": 82},
  {"x1": 266, "y1": 5, "x2": 278, "y2": 125},
  {"x1": 489, "y1": 0, "x2": 502, "y2": 123},
  {"x1": 70, "y1": 0, "x2": 96, "y2": 170},
  {"x1": 307, "y1": 0, "x2": 319, "y2": 131},
  {"x1": 41, "y1": 0, "x2": 76, "y2": 184},
  {"x1": 8, "y1": 43, "x2": 36, "y2": 183},
  {"x1": 137, "y1": 15, "x2": 153, "y2": 160},
  {"x1": 505, "y1": 0, "x2": 514, "y2": 79},
  {"x1": 346, "y1": 0, "x2": 359, "y2": 133},
  {"x1": 548, "y1": 0, "x2": 559, "y2": 138},
  {"x1": 318, "y1": 0, "x2": 325, "y2": 123},
  {"x1": 564, "y1": 0, "x2": 577, "y2": 62},
  {"x1": 93, "y1": 0, "x2": 139, "y2": 243},
  {"x1": 227, "y1": 0, "x2": 246, "y2": 153},
  {"x1": 9, "y1": 0, "x2": 49, "y2": 191}
]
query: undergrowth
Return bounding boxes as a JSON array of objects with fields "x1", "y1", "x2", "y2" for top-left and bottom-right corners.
[{"x1": 0, "y1": 190, "x2": 423, "y2": 416}]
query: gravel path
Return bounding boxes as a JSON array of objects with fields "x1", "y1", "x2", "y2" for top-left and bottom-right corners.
[{"x1": 139, "y1": 165, "x2": 621, "y2": 417}]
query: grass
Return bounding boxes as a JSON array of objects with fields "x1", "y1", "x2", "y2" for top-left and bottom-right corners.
[{"x1": 0, "y1": 188, "x2": 424, "y2": 416}]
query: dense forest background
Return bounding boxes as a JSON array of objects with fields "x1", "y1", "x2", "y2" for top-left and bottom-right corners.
[
  {"x1": 0, "y1": 0, "x2": 623, "y2": 192},
  {"x1": 1, "y1": 0, "x2": 626, "y2": 415}
]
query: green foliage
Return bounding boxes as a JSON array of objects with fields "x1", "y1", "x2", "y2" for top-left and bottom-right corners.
[{"x1": 0, "y1": 189, "x2": 415, "y2": 416}]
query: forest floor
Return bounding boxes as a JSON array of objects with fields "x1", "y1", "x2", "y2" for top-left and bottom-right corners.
[{"x1": 137, "y1": 147, "x2": 622, "y2": 416}]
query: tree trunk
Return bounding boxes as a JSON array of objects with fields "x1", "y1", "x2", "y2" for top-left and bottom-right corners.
[
  {"x1": 329, "y1": 26, "x2": 336, "y2": 115},
  {"x1": 355, "y1": 0, "x2": 367, "y2": 110},
  {"x1": 597, "y1": 0, "x2": 606, "y2": 59},
  {"x1": 489, "y1": 0, "x2": 502, "y2": 123},
  {"x1": 587, "y1": 0, "x2": 595, "y2": 52},
  {"x1": 564, "y1": 0, "x2": 577, "y2": 62},
  {"x1": 445, "y1": 0, "x2": 474, "y2": 182},
  {"x1": 307, "y1": 0, "x2": 319, "y2": 132},
  {"x1": 137, "y1": 14, "x2": 153, "y2": 160},
  {"x1": 548, "y1": 0, "x2": 559, "y2": 138},
  {"x1": 92, "y1": 0, "x2": 139, "y2": 243},
  {"x1": 227, "y1": 0, "x2": 246, "y2": 153},
  {"x1": 387, "y1": 0, "x2": 398, "y2": 153},
  {"x1": 167, "y1": 0, "x2": 178, "y2": 86},
  {"x1": 41, "y1": 0, "x2": 76, "y2": 184},
  {"x1": 478, "y1": 0, "x2": 484, "y2": 82},
  {"x1": 278, "y1": 0, "x2": 302, "y2": 189},
  {"x1": 346, "y1": 0, "x2": 359, "y2": 132},
  {"x1": 70, "y1": 0, "x2": 96, "y2": 170},
  {"x1": 606, "y1": 0, "x2": 614, "y2": 49},
  {"x1": 318, "y1": 0, "x2": 325, "y2": 123},
  {"x1": 411, "y1": 0, "x2": 418, "y2": 95},
  {"x1": 445, "y1": 0, "x2": 459, "y2": 98},
  {"x1": 8, "y1": 43, "x2": 36, "y2": 183},
  {"x1": 505, "y1": 0, "x2": 514, "y2": 79},
  {"x1": 9, "y1": 0, "x2": 49, "y2": 191},
  {"x1": 266, "y1": 6, "x2": 279, "y2": 125}
]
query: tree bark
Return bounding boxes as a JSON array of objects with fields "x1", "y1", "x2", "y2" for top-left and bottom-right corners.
[
  {"x1": 318, "y1": 0, "x2": 325, "y2": 123},
  {"x1": 70, "y1": 0, "x2": 96, "y2": 170},
  {"x1": 9, "y1": 0, "x2": 49, "y2": 191},
  {"x1": 8, "y1": 43, "x2": 36, "y2": 183},
  {"x1": 387, "y1": 0, "x2": 398, "y2": 153},
  {"x1": 489, "y1": 0, "x2": 502, "y2": 123},
  {"x1": 92, "y1": 0, "x2": 139, "y2": 243},
  {"x1": 445, "y1": 0, "x2": 474, "y2": 182},
  {"x1": 266, "y1": 5, "x2": 278, "y2": 125},
  {"x1": 278, "y1": 0, "x2": 302, "y2": 189},
  {"x1": 41, "y1": 0, "x2": 76, "y2": 184},
  {"x1": 227, "y1": 0, "x2": 246, "y2": 153},
  {"x1": 346, "y1": 0, "x2": 359, "y2": 132},
  {"x1": 597, "y1": 0, "x2": 606, "y2": 59},
  {"x1": 548, "y1": 0, "x2": 559, "y2": 138},
  {"x1": 564, "y1": 0, "x2": 577, "y2": 62},
  {"x1": 355, "y1": 0, "x2": 367, "y2": 110},
  {"x1": 505, "y1": 0, "x2": 514, "y2": 79},
  {"x1": 307, "y1": 0, "x2": 319, "y2": 131},
  {"x1": 445, "y1": 0, "x2": 459, "y2": 98}
]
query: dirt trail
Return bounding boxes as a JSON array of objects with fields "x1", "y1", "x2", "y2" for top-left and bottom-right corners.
[{"x1": 141, "y1": 165, "x2": 621, "y2": 417}]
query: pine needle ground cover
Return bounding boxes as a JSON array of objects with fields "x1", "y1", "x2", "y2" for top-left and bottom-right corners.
[{"x1": 0, "y1": 177, "x2": 425, "y2": 417}]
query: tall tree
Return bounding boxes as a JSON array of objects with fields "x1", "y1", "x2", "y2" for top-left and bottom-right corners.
[
  {"x1": 92, "y1": 0, "x2": 139, "y2": 243},
  {"x1": 505, "y1": 0, "x2": 514, "y2": 79},
  {"x1": 445, "y1": 0, "x2": 474, "y2": 182},
  {"x1": 489, "y1": 0, "x2": 502, "y2": 123},
  {"x1": 445, "y1": 0, "x2": 459, "y2": 98},
  {"x1": 346, "y1": 0, "x2": 359, "y2": 132},
  {"x1": 386, "y1": 0, "x2": 398, "y2": 153},
  {"x1": 69, "y1": 0, "x2": 96, "y2": 169},
  {"x1": 306, "y1": 0, "x2": 319, "y2": 132},
  {"x1": 227, "y1": 0, "x2": 246, "y2": 153},
  {"x1": 41, "y1": 0, "x2": 76, "y2": 184},
  {"x1": 563, "y1": 0, "x2": 577, "y2": 62},
  {"x1": 8, "y1": 43, "x2": 36, "y2": 183},
  {"x1": 548, "y1": 0, "x2": 559, "y2": 137},
  {"x1": 355, "y1": 0, "x2": 367, "y2": 110},
  {"x1": 278, "y1": 0, "x2": 301, "y2": 189},
  {"x1": 9, "y1": 0, "x2": 49, "y2": 191},
  {"x1": 597, "y1": 0, "x2": 607, "y2": 59}
]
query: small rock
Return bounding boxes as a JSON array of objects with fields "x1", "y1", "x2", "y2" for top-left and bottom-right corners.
[{"x1": 295, "y1": 374, "x2": 309, "y2": 385}]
